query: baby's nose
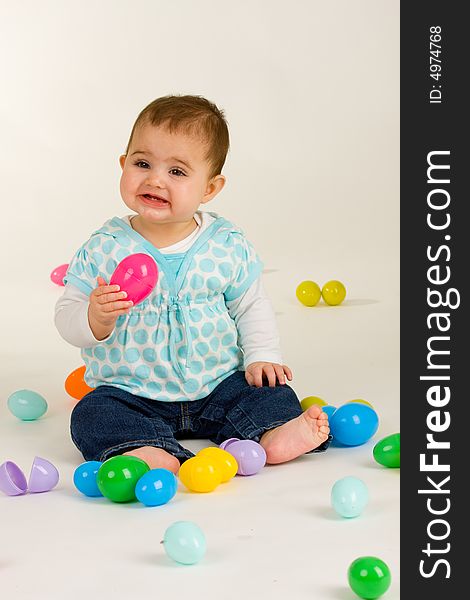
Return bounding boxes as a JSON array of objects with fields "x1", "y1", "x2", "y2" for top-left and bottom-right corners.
[{"x1": 145, "y1": 171, "x2": 165, "y2": 187}]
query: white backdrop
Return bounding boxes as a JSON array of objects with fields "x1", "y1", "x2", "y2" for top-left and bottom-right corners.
[
  {"x1": 0, "y1": 2, "x2": 400, "y2": 598},
  {"x1": 0, "y1": 0, "x2": 399, "y2": 394}
]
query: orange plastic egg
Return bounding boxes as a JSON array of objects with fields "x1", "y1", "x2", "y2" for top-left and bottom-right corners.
[{"x1": 65, "y1": 366, "x2": 95, "y2": 400}]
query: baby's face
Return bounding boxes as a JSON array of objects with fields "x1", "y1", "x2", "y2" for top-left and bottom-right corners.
[{"x1": 119, "y1": 123, "x2": 222, "y2": 227}]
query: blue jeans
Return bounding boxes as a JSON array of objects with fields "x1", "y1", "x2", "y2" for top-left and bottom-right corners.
[{"x1": 70, "y1": 370, "x2": 331, "y2": 463}]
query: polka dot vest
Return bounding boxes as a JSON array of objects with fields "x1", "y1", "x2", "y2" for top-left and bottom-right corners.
[{"x1": 64, "y1": 213, "x2": 264, "y2": 402}]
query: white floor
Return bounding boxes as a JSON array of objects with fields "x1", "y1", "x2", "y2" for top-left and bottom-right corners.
[
  {"x1": 0, "y1": 261, "x2": 400, "y2": 600},
  {"x1": 0, "y1": 1, "x2": 400, "y2": 597}
]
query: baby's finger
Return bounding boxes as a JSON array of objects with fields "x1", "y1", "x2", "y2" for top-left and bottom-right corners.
[
  {"x1": 252, "y1": 367, "x2": 264, "y2": 388},
  {"x1": 93, "y1": 287, "x2": 123, "y2": 303},
  {"x1": 97, "y1": 276, "x2": 109, "y2": 287},
  {"x1": 245, "y1": 371, "x2": 254, "y2": 386},
  {"x1": 274, "y1": 364, "x2": 286, "y2": 385},
  {"x1": 96, "y1": 291, "x2": 128, "y2": 305},
  {"x1": 264, "y1": 366, "x2": 277, "y2": 387},
  {"x1": 101, "y1": 300, "x2": 133, "y2": 313},
  {"x1": 283, "y1": 365, "x2": 293, "y2": 380},
  {"x1": 94, "y1": 284, "x2": 121, "y2": 296}
]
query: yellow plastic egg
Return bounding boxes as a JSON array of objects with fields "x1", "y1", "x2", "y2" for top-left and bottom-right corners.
[
  {"x1": 178, "y1": 456, "x2": 222, "y2": 493},
  {"x1": 321, "y1": 280, "x2": 346, "y2": 306},
  {"x1": 296, "y1": 280, "x2": 321, "y2": 306},
  {"x1": 346, "y1": 399, "x2": 374, "y2": 409},
  {"x1": 197, "y1": 447, "x2": 238, "y2": 483},
  {"x1": 300, "y1": 396, "x2": 327, "y2": 411}
]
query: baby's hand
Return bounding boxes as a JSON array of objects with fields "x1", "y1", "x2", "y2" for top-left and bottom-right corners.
[
  {"x1": 245, "y1": 362, "x2": 293, "y2": 388},
  {"x1": 88, "y1": 276, "x2": 133, "y2": 340}
]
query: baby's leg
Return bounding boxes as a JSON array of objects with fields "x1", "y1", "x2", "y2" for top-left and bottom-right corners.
[
  {"x1": 205, "y1": 371, "x2": 330, "y2": 463},
  {"x1": 70, "y1": 386, "x2": 192, "y2": 472},
  {"x1": 260, "y1": 405, "x2": 330, "y2": 464}
]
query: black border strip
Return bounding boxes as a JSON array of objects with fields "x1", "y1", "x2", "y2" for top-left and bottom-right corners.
[{"x1": 401, "y1": 2, "x2": 466, "y2": 595}]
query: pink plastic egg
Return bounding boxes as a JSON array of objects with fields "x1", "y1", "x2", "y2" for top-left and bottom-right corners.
[
  {"x1": 50, "y1": 263, "x2": 69, "y2": 286},
  {"x1": 109, "y1": 253, "x2": 158, "y2": 306}
]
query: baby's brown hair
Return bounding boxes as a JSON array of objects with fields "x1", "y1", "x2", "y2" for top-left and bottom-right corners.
[{"x1": 125, "y1": 95, "x2": 230, "y2": 179}]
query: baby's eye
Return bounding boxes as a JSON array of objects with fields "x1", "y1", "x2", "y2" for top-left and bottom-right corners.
[
  {"x1": 169, "y1": 168, "x2": 186, "y2": 177},
  {"x1": 134, "y1": 160, "x2": 150, "y2": 169}
]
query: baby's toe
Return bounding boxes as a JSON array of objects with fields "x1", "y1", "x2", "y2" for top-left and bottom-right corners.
[{"x1": 304, "y1": 404, "x2": 323, "y2": 419}]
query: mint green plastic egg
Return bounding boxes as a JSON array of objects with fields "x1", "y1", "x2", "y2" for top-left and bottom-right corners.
[
  {"x1": 331, "y1": 476, "x2": 369, "y2": 518},
  {"x1": 163, "y1": 521, "x2": 206, "y2": 565},
  {"x1": 7, "y1": 389, "x2": 48, "y2": 421}
]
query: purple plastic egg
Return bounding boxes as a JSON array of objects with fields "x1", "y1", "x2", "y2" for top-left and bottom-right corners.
[
  {"x1": 28, "y1": 456, "x2": 59, "y2": 493},
  {"x1": 219, "y1": 439, "x2": 266, "y2": 475},
  {"x1": 110, "y1": 253, "x2": 158, "y2": 306},
  {"x1": 219, "y1": 438, "x2": 240, "y2": 451},
  {"x1": 0, "y1": 461, "x2": 28, "y2": 496}
]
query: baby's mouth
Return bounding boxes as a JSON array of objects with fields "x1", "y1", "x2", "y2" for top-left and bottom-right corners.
[{"x1": 141, "y1": 194, "x2": 169, "y2": 205}]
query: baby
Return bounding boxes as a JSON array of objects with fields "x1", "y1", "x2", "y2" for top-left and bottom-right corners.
[{"x1": 55, "y1": 95, "x2": 330, "y2": 473}]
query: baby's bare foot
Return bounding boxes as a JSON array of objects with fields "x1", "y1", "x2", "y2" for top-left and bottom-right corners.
[
  {"x1": 123, "y1": 446, "x2": 180, "y2": 474},
  {"x1": 260, "y1": 405, "x2": 330, "y2": 464}
]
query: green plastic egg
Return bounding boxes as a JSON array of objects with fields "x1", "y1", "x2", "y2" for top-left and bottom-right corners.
[
  {"x1": 373, "y1": 433, "x2": 400, "y2": 468},
  {"x1": 7, "y1": 389, "x2": 48, "y2": 421},
  {"x1": 348, "y1": 556, "x2": 391, "y2": 599},
  {"x1": 96, "y1": 456, "x2": 150, "y2": 502}
]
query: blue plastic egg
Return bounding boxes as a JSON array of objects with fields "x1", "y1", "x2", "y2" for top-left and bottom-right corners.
[
  {"x1": 329, "y1": 403, "x2": 379, "y2": 446},
  {"x1": 7, "y1": 389, "x2": 48, "y2": 421},
  {"x1": 331, "y1": 476, "x2": 369, "y2": 518},
  {"x1": 163, "y1": 521, "x2": 206, "y2": 565},
  {"x1": 135, "y1": 468, "x2": 178, "y2": 506},
  {"x1": 322, "y1": 405, "x2": 337, "y2": 419},
  {"x1": 73, "y1": 461, "x2": 103, "y2": 497}
]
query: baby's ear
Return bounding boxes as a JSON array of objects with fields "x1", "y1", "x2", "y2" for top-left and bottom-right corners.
[
  {"x1": 202, "y1": 174, "x2": 226, "y2": 203},
  {"x1": 119, "y1": 155, "x2": 127, "y2": 170}
]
